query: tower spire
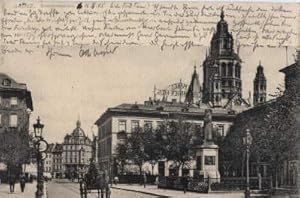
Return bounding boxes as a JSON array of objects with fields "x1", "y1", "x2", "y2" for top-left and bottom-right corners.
[{"x1": 220, "y1": 7, "x2": 224, "y2": 20}]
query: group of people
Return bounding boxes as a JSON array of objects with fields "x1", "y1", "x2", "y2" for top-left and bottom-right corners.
[{"x1": 7, "y1": 175, "x2": 27, "y2": 193}]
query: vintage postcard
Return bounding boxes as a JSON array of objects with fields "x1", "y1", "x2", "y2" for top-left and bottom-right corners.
[{"x1": 0, "y1": 0, "x2": 299, "y2": 197}]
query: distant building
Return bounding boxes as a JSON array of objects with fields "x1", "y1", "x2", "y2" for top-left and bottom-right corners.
[
  {"x1": 44, "y1": 144, "x2": 55, "y2": 177},
  {"x1": 52, "y1": 143, "x2": 63, "y2": 178},
  {"x1": 253, "y1": 62, "x2": 267, "y2": 106},
  {"x1": 62, "y1": 120, "x2": 92, "y2": 179}
]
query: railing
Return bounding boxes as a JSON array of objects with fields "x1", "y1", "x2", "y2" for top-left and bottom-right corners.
[
  {"x1": 158, "y1": 176, "x2": 272, "y2": 193},
  {"x1": 116, "y1": 175, "x2": 156, "y2": 184}
]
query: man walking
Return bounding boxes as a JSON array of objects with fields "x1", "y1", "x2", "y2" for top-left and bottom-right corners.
[
  {"x1": 143, "y1": 172, "x2": 147, "y2": 188},
  {"x1": 20, "y1": 175, "x2": 26, "y2": 192},
  {"x1": 9, "y1": 175, "x2": 16, "y2": 193}
]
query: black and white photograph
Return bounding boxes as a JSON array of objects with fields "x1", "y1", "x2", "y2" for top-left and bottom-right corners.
[{"x1": 0, "y1": 1, "x2": 299, "y2": 197}]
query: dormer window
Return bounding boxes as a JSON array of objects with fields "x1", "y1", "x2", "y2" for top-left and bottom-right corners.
[
  {"x1": 2, "y1": 79, "x2": 11, "y2": 86},
  {"x1": 11, "y1": 97, "x2": 18, "y2": 106}
]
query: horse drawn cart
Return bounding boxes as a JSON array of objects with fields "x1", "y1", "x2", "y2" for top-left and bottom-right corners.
[{"x1": 79, "y1": 172, "x2": 111, "y2": 198}]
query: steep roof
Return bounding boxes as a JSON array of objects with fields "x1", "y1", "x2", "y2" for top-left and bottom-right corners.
[{"x1": 0, "y1": 73, "x2": 33, "y2": 110}]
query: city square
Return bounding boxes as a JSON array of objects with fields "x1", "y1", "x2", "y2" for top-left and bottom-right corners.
[{"x1": 0, "y1": 1, "x2": 299, "y2": 198}]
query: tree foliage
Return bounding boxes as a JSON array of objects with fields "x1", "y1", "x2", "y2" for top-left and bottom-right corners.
[
  {"x1": 115, "y1": 117, "x2": 206, "y2": 175},
  {"x1": 221, "y1": 70, "x2": 299, "y2": 179}
]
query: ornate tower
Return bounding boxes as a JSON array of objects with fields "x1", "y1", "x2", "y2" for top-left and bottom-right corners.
[
  {"x1": 202, "y1": 10, "x2": 242, "y2": 107},
  {"x1": 185, "y1": 66, "x2": 202, "y2": 105},
  {"x1": 253, "y1": 62, "x2": 267, "y2": 106}
]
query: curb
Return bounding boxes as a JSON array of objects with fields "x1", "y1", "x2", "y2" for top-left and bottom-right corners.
[{"x1": 111, "y1": 186, "x2": 170, "y2": 198}]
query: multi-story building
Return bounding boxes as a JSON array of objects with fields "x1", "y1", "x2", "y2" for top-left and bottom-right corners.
[
  {"x1": 44, "y1": 143, "x2": 55, "y2": 177},
  {"x1": 0, "y1": 73, "x2": 33, "y2": 133},
  {"x1": 0, "y1": 73, "x2": 33, "y2": 178},
  {"x1": 62, "y1": 120, "x2": 92, "y2": 179},
  {"x1": 95, "y1": 10, "x2": 252, "y2": 178},
  {"x1": 52, "y1": 143, "x2": 63, "y2": 178}
]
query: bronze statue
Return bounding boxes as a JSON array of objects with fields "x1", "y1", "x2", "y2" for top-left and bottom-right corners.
[{"x1": 203, "y1": 109, "x2": 213, "y2": 142}]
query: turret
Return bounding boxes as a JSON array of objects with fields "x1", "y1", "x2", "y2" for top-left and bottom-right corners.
[{"x1": 253, "y1": 61, "x2": 267, "y2": 105}]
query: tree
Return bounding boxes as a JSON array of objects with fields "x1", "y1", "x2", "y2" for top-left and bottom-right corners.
[
  {"x1": 221, "y1": 72, "x2": 299, "y2": 184},
  {"x1": 126, "y1": 127, "x2": 148, "y2": 175},
  {"x1": 115, "y1": 141, "x2": 129, "y2": 174},
  {"x1": 161, "y1": 117, "x2": 196, "y2": 176},
  {"x1": 0, "y1": 128, "x2": 33, "y2": 176}
]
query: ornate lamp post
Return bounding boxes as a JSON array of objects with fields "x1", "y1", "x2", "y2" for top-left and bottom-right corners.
[
  {"x1": 243, "y1": 129, "x2": 253, "y2": 198},
  {"x1": 79, "y1": 146, "x2": 85, "y2": 181},
  {"x1": 33, "y1": 117, "x2": 48, "y2": 198}
]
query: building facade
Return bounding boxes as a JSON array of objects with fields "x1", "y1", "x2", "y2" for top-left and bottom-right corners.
[
  {"x1": 52, "y1": 143, "x2": 63, "y2": 178},
  {"x1": 62, "y1": 120, "x2": 92, "y2": 179},
  {"x1": 0, "y1": 73, "x2": 33, "y2": 133},
  {"x1": 0, "y1": 73, "x2": 33, "y2": 179},
  {"x1": 95, "y1": 102, "x2": 236, "y2": 176},
  {"x1": 44, "y1": 143, "x2": 55, "y2": 177}
]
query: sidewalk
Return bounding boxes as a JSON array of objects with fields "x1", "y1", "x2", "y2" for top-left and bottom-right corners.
[
  {"x1": 111, "y1": 184, "x2": 245, "y2": 198},
  {"x1": 0, "y1": 181, "x2": 48, "y2": 198}
]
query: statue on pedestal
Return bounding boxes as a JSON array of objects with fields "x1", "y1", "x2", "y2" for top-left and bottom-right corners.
[{"x1": 203, "y1": 109, "x2": 213, "y2": 142}]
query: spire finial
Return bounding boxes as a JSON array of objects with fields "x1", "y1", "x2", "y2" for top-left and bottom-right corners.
[
  {"x1": 194, "y1": 65, "x2": 196, "y2": 73},
  {"x1": 76, "y1": 114, "x2": 81, "y2": 128},
  {"x1": 220, "y1": 7, "x2": 224, "y2": 20},
  {"x1": 259, "y1": 60, "x2": 261, "y2": 65}
]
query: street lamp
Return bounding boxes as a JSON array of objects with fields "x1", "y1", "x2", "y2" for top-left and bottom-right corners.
[
  {"x1": 33, "y1": 117, "x2": 48, "y2": 198},
  {"x1": 79, "y1": 146, "x2": 84, "y2": 181},
  {"x1": 243, "y1": 129, "x2": 253, "y2": 198},
  {"x1": 33, "y1": 117, "x2": 44, "y2": 138}
]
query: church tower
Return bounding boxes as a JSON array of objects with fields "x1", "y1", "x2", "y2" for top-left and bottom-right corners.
[
  {"x1": 202, "y1": 10, "x2": 242, "y2": 107},
  {"x1": 253, "y1": 62, "x2": 267, "y2": 106},
  {"x1": 185, "y1": 66, "x2": 202, "y2": 105}
]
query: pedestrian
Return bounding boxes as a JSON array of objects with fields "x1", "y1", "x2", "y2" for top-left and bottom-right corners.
[
  {"x1": 9, "y1": 175, "x2": 16, "y2": 193},
  {"x1": 113, "y1": 176, "x2": 119, "y2": 185},
  {"x1": 182, "y1": 175, "x2": 188, "y2": 194},
  {"x1": 143, "y1": 172, "x2": 147, "y2": 188},
  {"x1": 20, "y1": 175, "x2": 26, "y2": 192}
]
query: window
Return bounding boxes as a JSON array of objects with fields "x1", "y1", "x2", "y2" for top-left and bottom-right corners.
[
  {"x1": 228, "y1": 63, "x2": 233, "y2": 76},
  {"x1": 205, "y1": 156, "x2": 215, "y2": 165},
  {"x1": 0, "y1": 114, "x2": 2, "y2": 125},
  {"x1": 131, "y1": 120, "x2": 139, "y2": 132},
  {"x1": 9, "y1": 114, "x2": 18, "y2": 127},
  {"x1": 144, "y1": 121, "x2": 152, "y2": 131},
  {"x1": 10, "y1": 97, "x2": 17, "y2": 105},
  {"x1": 221, "y1": 63, "x2": 226, "y2": 76},
  {"x1": 157, "y1": 121, "x2": 164, "y2": 128},
  {"x1": 196, "y1": 156, "x2": 202, "y2": 170},
  {"x1": 2, "y1": 79, "x2": 11, "y2": 86},
  {"x1": 217, "y1": 124, "x2": 225, "y2": 136},
  {"x1": 118, "y1": 120, "x2": 126, "y2": 132}
]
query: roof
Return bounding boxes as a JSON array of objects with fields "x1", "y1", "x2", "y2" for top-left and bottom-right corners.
[
  {"x1": 52, "y1": 143, "x2": 63, "y2": 152},
  {"x1": 0, "y1": 73, "x2": 33, "y2": 110},
  {"x1": 95, "y1": 101, "x2": 237, "y2": 125}
]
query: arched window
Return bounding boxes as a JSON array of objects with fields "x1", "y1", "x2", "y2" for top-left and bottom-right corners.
[
  {"x1": 235, "y1": 64, "x2": 241, "y2": 78},
  {"x1": 228, "y1": 63, "x2": 233, "y2": 76}
]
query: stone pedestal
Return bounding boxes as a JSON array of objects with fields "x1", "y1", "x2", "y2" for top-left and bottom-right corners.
[{"x1": 195, "y1": 141, "x2": 220, "y2": 183}]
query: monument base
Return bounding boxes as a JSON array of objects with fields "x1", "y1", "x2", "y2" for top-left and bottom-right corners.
[{"x1": 195, "y1": 141, "x2": 221, "y2": 183}]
